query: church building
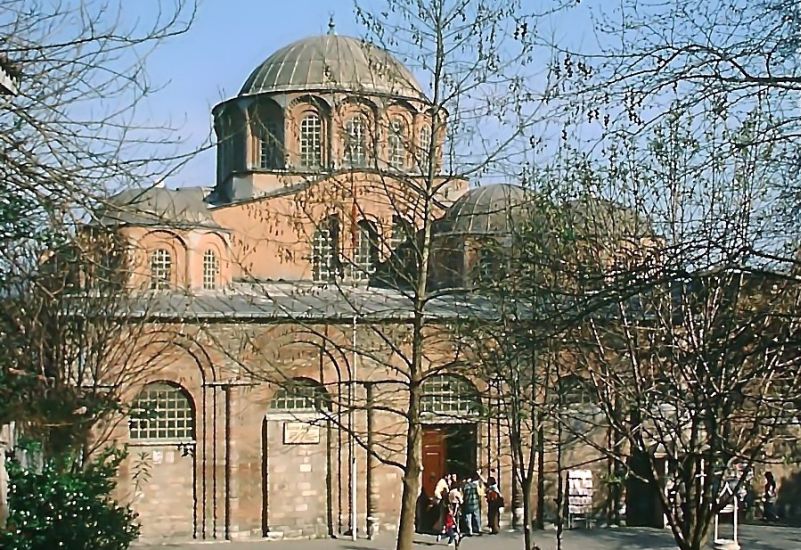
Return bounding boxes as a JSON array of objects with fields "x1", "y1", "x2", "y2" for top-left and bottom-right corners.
[{"x1": 99, "y1": 30, "x2": 548, "y2": 542}]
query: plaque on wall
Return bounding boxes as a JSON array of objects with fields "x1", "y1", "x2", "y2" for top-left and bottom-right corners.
[{"x1": 283, "y1": 422, "x2": 320, "y2": 445}]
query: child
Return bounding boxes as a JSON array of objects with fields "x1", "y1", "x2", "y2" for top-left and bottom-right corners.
[{"x1": 444, "y1": 505, "x2": 459, "y2": 545}]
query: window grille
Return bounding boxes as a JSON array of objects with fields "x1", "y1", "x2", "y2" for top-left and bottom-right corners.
[
  {"x1": 129, "y1": 383, "x2": 194, "y2": 441},
  {"x1": 312, "y1": 216, "x2": 339, "y2": 281},
  {"x1": 345, "y1": 116, "x2": 368, "y2": 168},
  {"x1": 300, "y1": 113, "x2": 322, "y2": 168},
  {"x1": 559, "y1": 376, "x2": 594, "y2": 407},
  {"x1": 351, "y1": 220, "x2": 378, "y2": 281},
  {"x1": 259, "y1": 119, "x2": 284, "y2": 169},
  {"x1": 418, "y1": 125, "x2": 432, "y2": 173},
  {"x1": 149, "y1": 248, "x2": 172, "y2": 290},
  {"x1": 421, "y1": 375, "x2": 480, "y2": 416},
  {"x1": 388, "y1": 119, "x2": 406, "y2": 170},
  {"x1": 202, "y1": 249, "x2": 219, "y2": 290},
  {"x1": 390, "y1": 216, "x2": 412, "y2": 250},
  {"x1": 270, "y1": 379, "x2": 328, "y2": 411}
]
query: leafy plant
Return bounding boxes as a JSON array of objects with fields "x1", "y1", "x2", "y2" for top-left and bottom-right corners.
[{"x1": 0, "y1": 448, "x2": 139, "y2": 550}]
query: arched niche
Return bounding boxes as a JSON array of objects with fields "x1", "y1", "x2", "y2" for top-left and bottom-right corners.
[{"x1": 248, "y1": 97, "x2": 285, "y2": 170}]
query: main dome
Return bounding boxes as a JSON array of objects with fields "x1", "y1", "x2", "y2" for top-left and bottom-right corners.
[{"x1": 240, "y1": 35, "x2": 425, "y2": 99}]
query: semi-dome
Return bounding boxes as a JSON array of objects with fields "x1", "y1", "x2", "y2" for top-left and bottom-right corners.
[
  {"x1": 240, "y1": 35, "x2": 424, "y2": 99},
  {"x1": 98, "y1": 187, "x2": 219, "y2": 228},
  {"x1": 438, "y1": 184, "x2": 531, "y2": 236}
]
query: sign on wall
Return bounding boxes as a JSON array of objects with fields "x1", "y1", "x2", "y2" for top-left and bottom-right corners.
[{"x1": 283, "y1": 422, "x2": 320, "y2": 445}]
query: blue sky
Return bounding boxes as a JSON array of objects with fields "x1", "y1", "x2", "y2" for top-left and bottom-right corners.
[
  {"x1": 136, "y1": 0, "x2": 595, "y2": 187},
  {"x1": 142, "y1": 1, "x2": 371, "y2": 187}
]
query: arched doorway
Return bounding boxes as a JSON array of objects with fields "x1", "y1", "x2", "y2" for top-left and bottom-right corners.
[
  {"x1": 419, "y1": 375, "x2": 481, "y2": 532},
  {"x1": 262, "y1": 378, "x2": 331, "y2": 537},
  {"x1": 128, "y1": 381, "x2": 197, "y2": 540}
]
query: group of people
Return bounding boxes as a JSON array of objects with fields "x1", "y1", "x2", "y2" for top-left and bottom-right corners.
[{"x1": 431, "y1": 472, "x2": 505, "y2": 544}]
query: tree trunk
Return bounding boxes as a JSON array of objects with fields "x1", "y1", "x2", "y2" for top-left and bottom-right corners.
[
  {"x1": 395, "y1": 416, "x2": 422, "y2": 550},
  {"x1": 536, "y1": 420, "x2": 545, "y2": 529},
  {"x1": 522, "y1": 476, "x2": 535, "y2": 550}
]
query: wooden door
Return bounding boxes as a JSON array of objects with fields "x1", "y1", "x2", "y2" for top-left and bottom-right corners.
[{"x1": 422, "y1": 427, "x2": 446, "y2": 498}]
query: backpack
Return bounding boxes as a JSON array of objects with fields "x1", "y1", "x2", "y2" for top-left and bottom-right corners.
[{"x1": 488, "y1": 489, "x2": 505, "y2": 508}]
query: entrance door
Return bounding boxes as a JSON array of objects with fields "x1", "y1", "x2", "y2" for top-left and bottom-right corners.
[
  {"x1": 419, "y1": 425, "x2": 478, "y2": 533},
  {"x1": 422, "y1": 428, "x2": 446, "y2": 498}
]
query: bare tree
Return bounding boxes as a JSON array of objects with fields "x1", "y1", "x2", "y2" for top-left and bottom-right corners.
[
  {"x1": 0, "y1": 227, "x2": 187, "y2": 462},
  {"x1": 493, "y1": 104, "x2": 801, "y2": 550}
]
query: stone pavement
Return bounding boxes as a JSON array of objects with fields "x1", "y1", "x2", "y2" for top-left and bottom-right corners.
[{"x1": 135, "y1": 524, "x2": 801, "y2": 550}]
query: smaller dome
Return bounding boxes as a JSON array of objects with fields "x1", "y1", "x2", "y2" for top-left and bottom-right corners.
[
  {"x1": 99, "y1": 187, "x2": 219, "y2": 228},
  {"x1": 438, "y1": 184, "x2": 530, "y2": 236},
  {"x1": 240, "y1": 35, "x2": 424, "y2": 99},
  {"x1": 566, "y1": 196, "x2": 653, "y2": 240}
]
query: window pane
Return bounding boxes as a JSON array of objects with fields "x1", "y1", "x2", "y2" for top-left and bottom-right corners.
[
  {"x1": 270, "y1": 379, "x2": 328, "y2": 412},
  {"x1": 150, "y1": 249, "x2": 172, "y2": 290},
  {"x1": 421, "y1": 375, "x2": 480, "y2": 416},
  {"x1": 129, "y1": 383, "x2": 194, "y2": 441},
  {"x1": 300, "y1": 113, "x2": 322, "y2": 168},
  {"x1": 389, "y1": 119, "x2": 406, "y2": 170},
  {"x1": 345, "y1": 116, "x2": 368, "y2": 168},
  {"x1": 312, "y1": 216, "x2": 339, "y2": 282},
  {"x1": 203, "y1": 250, "x2": 219, "y2": 290},
  {"x1": 351, "y1": 220, "x2": 378, "y2": 281}
]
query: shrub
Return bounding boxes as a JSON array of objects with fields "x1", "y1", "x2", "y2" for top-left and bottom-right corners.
[{"x1": 0, "y1": 448, "x2": 139, "y2": 550}]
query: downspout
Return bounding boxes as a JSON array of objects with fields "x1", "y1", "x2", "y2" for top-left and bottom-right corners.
[{"x1": 350, "y1": 314, "x2": 358, "y2": 541}]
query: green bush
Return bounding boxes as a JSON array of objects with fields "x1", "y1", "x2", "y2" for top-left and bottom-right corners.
[{"x1": 0, "y1": 448, "x2": 139, "y2": 550}]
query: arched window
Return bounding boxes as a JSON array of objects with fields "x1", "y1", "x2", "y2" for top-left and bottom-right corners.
[
  {"x1": 418, "y1": 124, "x2": 432, "y2": 173},
  {"x1": 312, "y1": 215, "x2": 340, "y2": 282},
  {"x1": 149, "y1": 248, "x2": 172, "y2": 290},
  {"x1": 351, "y1": 219, "x2": 379, "y2": 281},
  {"x1": 258, "y1": 119, "x2": 284, "y2": 169},
  {"x1": 216, "y1": 108, "x2": 245, "y2": 181},
  {"x1": 270, "y1": 378, "x2": 329, "y2": 412},
  {"x1": 129, "y1": 382, "x2": 194, "y2": 441},
  {"x1": 421, "y1": 375, "x2": 481, "y2": 416},
  {"x1": 202, "y1": 249, "x2": 219, "y2": 290},
  {"x1": 559, "y1": 375, "x2": 595, "y2": 407},
  {"x1": 344, "y1": 115, "x2": 368, "y2": 168},
  {"x1": 388, "y1": 118, "x2": 406, "y2": 170},
  {"x1": 390, "y1": 215, "x2": 413, "y2": 250},
  {"x1": 299, "y1": 112, "x2": 322, "y2": 168}
]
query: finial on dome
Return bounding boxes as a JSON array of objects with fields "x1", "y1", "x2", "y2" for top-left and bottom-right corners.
[{"x1": 327, "y1": 14, "x2": 336, "y2": 35}]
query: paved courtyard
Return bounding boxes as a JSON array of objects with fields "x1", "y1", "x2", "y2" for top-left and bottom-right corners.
[{"x1": 136, "y1": 524, "x2": 801, "y2": 550}]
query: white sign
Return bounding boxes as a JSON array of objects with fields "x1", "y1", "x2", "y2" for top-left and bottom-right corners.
[
  {"x1": 567, "y1": 469, "x2": 594, "y2": 515},
  {"x1": 283, "y1": 422, "x2": 320, "y2": 445}
]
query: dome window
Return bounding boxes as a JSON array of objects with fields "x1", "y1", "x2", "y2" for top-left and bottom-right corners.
[
  {"x1": 388, "y1": 118, "x2": 407, "y2": 170},
  {"x1": 258, "y1": 119, "x2": 284, "y2": 169},
  {"x1": 202, "y1": 249, "x2": 219, "y2": 290},
  {"x1": 312, "y1": 215, "x2": 340, "y2": 281},
  {"x1": 300, "y1": 113, "x2": 323, "y2": 168},
  {"x1": 418, "y1": 125, "x2": 432, "y2": 174},
  {"x1": 351, "y1": 219, "x2": 379, "y2": 281},
  {"x1": 149, "y1": 248, "x2": 172, "y2": 290},
  {"x1": 344, "y1": 115, "x2": 369, "y2": 168}
]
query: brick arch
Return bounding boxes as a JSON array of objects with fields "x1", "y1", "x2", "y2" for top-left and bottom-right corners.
[
  {"x1": 139, "y1": 229, "x2": 187, "y2": 289},
  {"x1": 286, "y1": 95, "x2": 332, "y2": 170},
  {"x1": 248, "y1": 96, "x2": 285, "y2": 170}
]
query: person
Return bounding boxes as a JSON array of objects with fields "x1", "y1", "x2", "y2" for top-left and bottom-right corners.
[
  {"x1": 448, "y1": 476, "x2": 464, "y2": 509},
  {"x1": 461, "y1": 472, "x2": 482, "y2": 536},
  {"x1": 434, "y1": 473, "x2": 451, "y2": 541},
  {"x1": 763, "y1": 471, "x2": 778, "y2": 522},
  {"x1": 443, "y1": 504, "x2": 459, "y2": 545},
  {"x1": 485, "y1": 476, "x2": 504, "y2": 534}
]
